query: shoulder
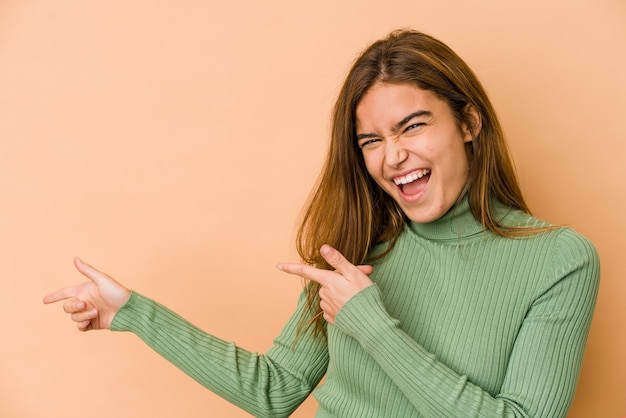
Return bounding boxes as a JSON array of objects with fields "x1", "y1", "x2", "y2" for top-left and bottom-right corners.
[
  {"x1": 518, "y1": 223, "x2": 600, "y2": 296},
  {"x1": 508, "y1": 208, "x2": 598, "y2": 261},
  {"x1": 499, "y1": 207, "x2": 598, "y2": 259},
  {"x1": 511, "y1": 208, "x2": 598, "y2": 261},
  {"x1": 497, "y1": 205, "x2": 552, "y2": 229},
  {"x1": 495, "y1": 204, "x2": 600, "y2": 279},
  {"x1": 549, "y1": 227, "x2": 600, "y2": 277}
]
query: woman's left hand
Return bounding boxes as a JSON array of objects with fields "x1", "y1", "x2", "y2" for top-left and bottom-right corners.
[{"x1": 278, "y1": 245, "x2": 374, "y2": 324}]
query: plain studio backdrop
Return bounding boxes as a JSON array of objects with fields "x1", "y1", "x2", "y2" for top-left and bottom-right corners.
[{"x1": 1, "y1": 1, "x2": 624, "y2": 416}]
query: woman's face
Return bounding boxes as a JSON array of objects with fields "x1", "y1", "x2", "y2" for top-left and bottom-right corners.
[{"x1": 355, "y1": 82, "x2": 474, "y2": 224}]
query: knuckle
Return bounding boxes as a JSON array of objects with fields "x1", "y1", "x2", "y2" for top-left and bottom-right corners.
[
  {"x1": 329, "y1": 252, "x2": 344, "y2": 266},
  {"x1": 64, "y1": 299, "x2": 84, "y2": 313}
]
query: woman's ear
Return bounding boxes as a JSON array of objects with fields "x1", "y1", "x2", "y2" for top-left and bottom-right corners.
[{"x1": 462, "y1": 104, "x2": 482, "y2": 143}]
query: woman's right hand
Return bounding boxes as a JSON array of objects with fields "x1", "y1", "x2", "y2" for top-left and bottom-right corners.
[{"x1": 43, "y1": 258, "x2": 131, "y2": 331}]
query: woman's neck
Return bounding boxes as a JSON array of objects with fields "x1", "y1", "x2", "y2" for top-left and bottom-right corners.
[{"x1": 408, "y1": 196, "x2": 488, "y2": 241}]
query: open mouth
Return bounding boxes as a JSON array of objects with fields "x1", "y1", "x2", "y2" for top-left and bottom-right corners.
[{"x1": 393, "y1": 169, "x2": 431, "y2": 196}]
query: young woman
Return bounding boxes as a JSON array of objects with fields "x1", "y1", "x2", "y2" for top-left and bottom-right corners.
[{"x1": 44, "y1": 30, "x2": 599, "y2": 417}]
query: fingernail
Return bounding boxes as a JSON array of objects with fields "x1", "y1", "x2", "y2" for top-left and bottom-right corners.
[
  {"x1": 276, "y1": 263, "x2": 284, "y2": 271},
  {"x1": 320, "y1": 245, "x2": 332, "y2": 257}
]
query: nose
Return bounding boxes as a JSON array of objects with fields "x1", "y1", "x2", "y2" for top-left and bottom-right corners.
[{"x1": 384, "y1": 135, "x2": 408, "y2": 168}]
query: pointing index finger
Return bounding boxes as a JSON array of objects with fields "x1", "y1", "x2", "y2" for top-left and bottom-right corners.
[
  {"x1": 277, "y1": 262, "x2": 330, "y2": 286},
  {"x1": 43, "y1": 286, "x2": 79, "y2": 304}
]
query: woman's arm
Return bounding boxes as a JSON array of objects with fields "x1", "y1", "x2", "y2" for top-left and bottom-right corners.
[
  {"x1": 44, "y1": 260, "x2": 328, "y2": 418},
  {"x1": 111, "y1": 291, "x2": 328, "y2": 417}
]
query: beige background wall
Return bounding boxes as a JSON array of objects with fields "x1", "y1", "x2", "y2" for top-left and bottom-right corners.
[{"x1": 1, "y1": 0, "x2": 624, "y2": 416}]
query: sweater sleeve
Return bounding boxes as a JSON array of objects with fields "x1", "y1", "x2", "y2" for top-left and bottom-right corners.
[
  {"x1": 110, "y1": 290, "x2": 328, "y2": 418},
  {"x1": 333, "y1": 229, "x2": 600, "y2": 417}
]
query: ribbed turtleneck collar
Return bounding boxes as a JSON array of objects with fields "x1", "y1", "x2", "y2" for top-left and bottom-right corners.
[{"x1": 407, "y1": 196, "x2": 512, "y2": 242}]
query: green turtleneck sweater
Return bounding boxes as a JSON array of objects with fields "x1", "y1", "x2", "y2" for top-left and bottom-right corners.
[{"x1": 111, "y1": 199, "x2": 599, "y2": 417}]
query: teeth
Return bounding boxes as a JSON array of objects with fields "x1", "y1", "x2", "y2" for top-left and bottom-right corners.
[{"x1": 393, "y1": 169, "x2": 431, "y2": 185}]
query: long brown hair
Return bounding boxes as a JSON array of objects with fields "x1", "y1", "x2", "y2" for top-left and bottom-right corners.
[{"x1": 296, "y1": 29, "x2": 538, "y2": 338}]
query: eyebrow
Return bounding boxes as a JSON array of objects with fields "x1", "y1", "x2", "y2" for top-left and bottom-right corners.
[{"x1": 356, "y1": 110, "x2": 432, "y2": 141}]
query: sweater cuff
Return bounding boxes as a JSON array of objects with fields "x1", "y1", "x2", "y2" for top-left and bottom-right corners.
[
  {"x1": 334, "y1": 284, "x2": 401, "y2": 348},
  {"x1": 110, "y1": 290, "x2": 150, "y2": 332}
]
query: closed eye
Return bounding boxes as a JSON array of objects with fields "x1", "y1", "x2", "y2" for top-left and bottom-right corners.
[
  {"x1": 358, "y1": 137, "x2": 380, "y2": 149},
  {"x1": 404, "y1": 122, "x2": 425, "y2": 133}
]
